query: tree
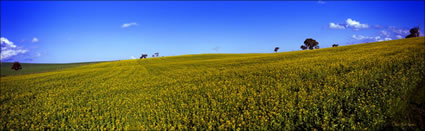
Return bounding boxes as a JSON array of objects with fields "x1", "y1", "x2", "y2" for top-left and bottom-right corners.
[
  {"x1": 154, "y1": 52, "x2": 159, "y2": 57},
  {"x1": 405, "y1": 27, "x2": 420, "y2": 38},
  {"x1": 300, "y1": 45, "x2": 307, "y2": 50},
  {"x1": 301, "y1": 38, "x2": 319, "y2": 50},
  {"x1": 11, "y1": 62, "x2": 22, "y2": 71},
  {"x1": 140, "y1": 54, "x2": 148, "y2": 59},
  {"x1": 332, "y1": 44, "x2": 339, "y2": 47},
  {"x1": 274, "y1": 47, "x2": 279, "y2": 53}
]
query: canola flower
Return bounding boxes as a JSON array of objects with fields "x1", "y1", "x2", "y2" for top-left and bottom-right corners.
[{"x1": 1, "y1": 37, "x2": 424, "y2": 130}]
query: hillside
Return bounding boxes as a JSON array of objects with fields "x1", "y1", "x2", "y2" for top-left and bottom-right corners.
[
  {"x1": 0, "y1": 62, "x2": 98, "y2": 76},
  {"x1": 1, "y1": 37, "x2": 424, "y2": 130}
]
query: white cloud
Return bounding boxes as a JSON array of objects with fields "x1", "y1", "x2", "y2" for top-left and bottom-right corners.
[
  {"x1": 131, "y1": 56, "x2": 136, "y2": 59},
  {"x1": 330, "y1": 20, "x2": 422, "y2": 40},
  {"x1": 329, "y1": 18, "x2": 369, "y2": 30},
  {"x1": 1, "y1": 49, "x2": 27, "y2": 60},
  {"x1": 329, "y1": 22, "x2": 345, "y2": 29},
  {"x1": 122, "y1": 22, "x2": 138, "y2": 28},
  {"x1": 32, "y1": 37, "x2": 39, "y2": 43},
  {"x1": 336, "y1": 23, "x2": 420, "y2": 42},
  {"x1": 1, "y1": 37, "x2": 28, "y2": 60},
  {"x1": 1, "y1": 37, "x2": 16, "y2": 48},
  {"x1": 346, "y1": 18, "x2": 369, "y2": 29}
]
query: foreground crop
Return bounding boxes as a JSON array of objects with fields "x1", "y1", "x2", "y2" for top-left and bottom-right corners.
[{"x1": 1, "y1": 37, "x2": 424, "y2": 130}]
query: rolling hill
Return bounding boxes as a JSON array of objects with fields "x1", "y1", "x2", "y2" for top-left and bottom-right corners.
[
  {"x1": 1, "y1": 37, "x2": 424, "y2": 130},
  {"x1": 0, "y1": 62, "x2": 99, "y2": 76}
]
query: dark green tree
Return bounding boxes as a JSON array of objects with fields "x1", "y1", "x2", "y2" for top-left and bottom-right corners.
[
  {"x1": 301, "y1": 38, "x2": 319, "y2": 50},
  {"x1": 140, "y1": 54, "x2": 148, "y2": 59},
  {"x1": 406, "y1": 27, "x2": 420, "y2": 38},
  {"x1": 11, "y1": 62, "x2": 22, "y2": 71},
  {"x1": 300, "y1": 45, "x2": 307, "y2": 50}
]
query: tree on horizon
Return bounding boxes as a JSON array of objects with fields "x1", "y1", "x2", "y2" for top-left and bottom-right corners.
[
  {"x1": 405, "y1": 27, "x2": 420, "y2": 38},
  {"x1": 11, "y1": 62, "x2": 22, "y2": 71},
  {"x1": 274, "y1": 47, "x2": 279, "y2": 53},
  {"x1": 301, "y1": 38, "x2": 319, "y2": 50},
  {"x1": 140, "y1": 54, "x2": 148, "y2": 59}
]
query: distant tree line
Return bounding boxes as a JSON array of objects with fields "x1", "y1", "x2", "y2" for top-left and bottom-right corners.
[
  {"x1": 273, "y1": 38, "x2": 328, "y2": 52},
  {"x1": 139, "y1": 52, "x2": 159, "y2": 59},
  {"x1": 143, "y1": 27, "x2": 421, "y2": 57},
  {"x1": 270, "y1": 27, "x2": 421, "y2": 53}
]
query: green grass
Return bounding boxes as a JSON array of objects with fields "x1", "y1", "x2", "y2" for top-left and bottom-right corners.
[
  {"x1": 1, "y1": 37, "x2": 424, "y2": 130},
  {"x1": 1, "y1": 62, "x2": 101, "y2": 76}
]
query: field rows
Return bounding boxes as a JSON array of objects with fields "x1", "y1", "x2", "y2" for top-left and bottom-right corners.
[{"x1": 1, "y1": 37, "x2": 424, "y2": 129}]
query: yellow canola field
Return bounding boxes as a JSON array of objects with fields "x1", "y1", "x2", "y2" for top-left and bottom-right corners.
[{"x1": 1, "y1": 37, "x2": 424, "y2": 130}]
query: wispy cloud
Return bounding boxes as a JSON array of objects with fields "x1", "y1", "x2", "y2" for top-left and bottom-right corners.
[
  {"x1": 375, "y1": 26, "x2": 410, "y2": 40},
  {"x1": 352, "y1": 35, "x2": 374, "y2": 41},
  {"x1": 350, "y1": 26, "x2": 410, "y2": 43},
  {"x1": 351, "y1": 34, "x2": 392, "y2": 42},
  {"x1": 317, "y1": 0, "x2": 326, "y2": 4},
  {"x1": 383, "y1": 37, "x2": 392, "y2": 41},
  {"x1": 32, "y1": 37, "x2": 39, "y2": 43},
  {"x1": 131, "y1": 56, "x2": 136, "y2": 59},
  {"x1": 1, "y1": 37, "x2": 28, "y2": 60},
  {"x1": 329, "y1": 18, "x2": 415, "y2": 43},
  {"x1": 387, "y1": 26, "x2": 410, "y2": 36},
  {"x1": 122, "y1": 22, "x2": 138, "y2": 28},
  {"x1": 329, "y1": 22, "x2": 345, "y2": 29},
  {"x1": 380, "y1": 30, "x2": 390, "y2": 37},
  {"x1": 212, "y1": 46, "x2": 220, "y2": 52}
]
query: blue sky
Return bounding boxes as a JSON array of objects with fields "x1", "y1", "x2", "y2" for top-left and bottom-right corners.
[{"x1": 1, "y1": 1, "x2": 424, "y2": 63}]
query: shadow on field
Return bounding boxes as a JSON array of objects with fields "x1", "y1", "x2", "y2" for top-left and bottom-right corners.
[
  {"x1": 385, "y1": 77, "x2": 425, "y2": 130},
  {"x1": 406, "y1": 79, "x2": 425, "y2": 129}
]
